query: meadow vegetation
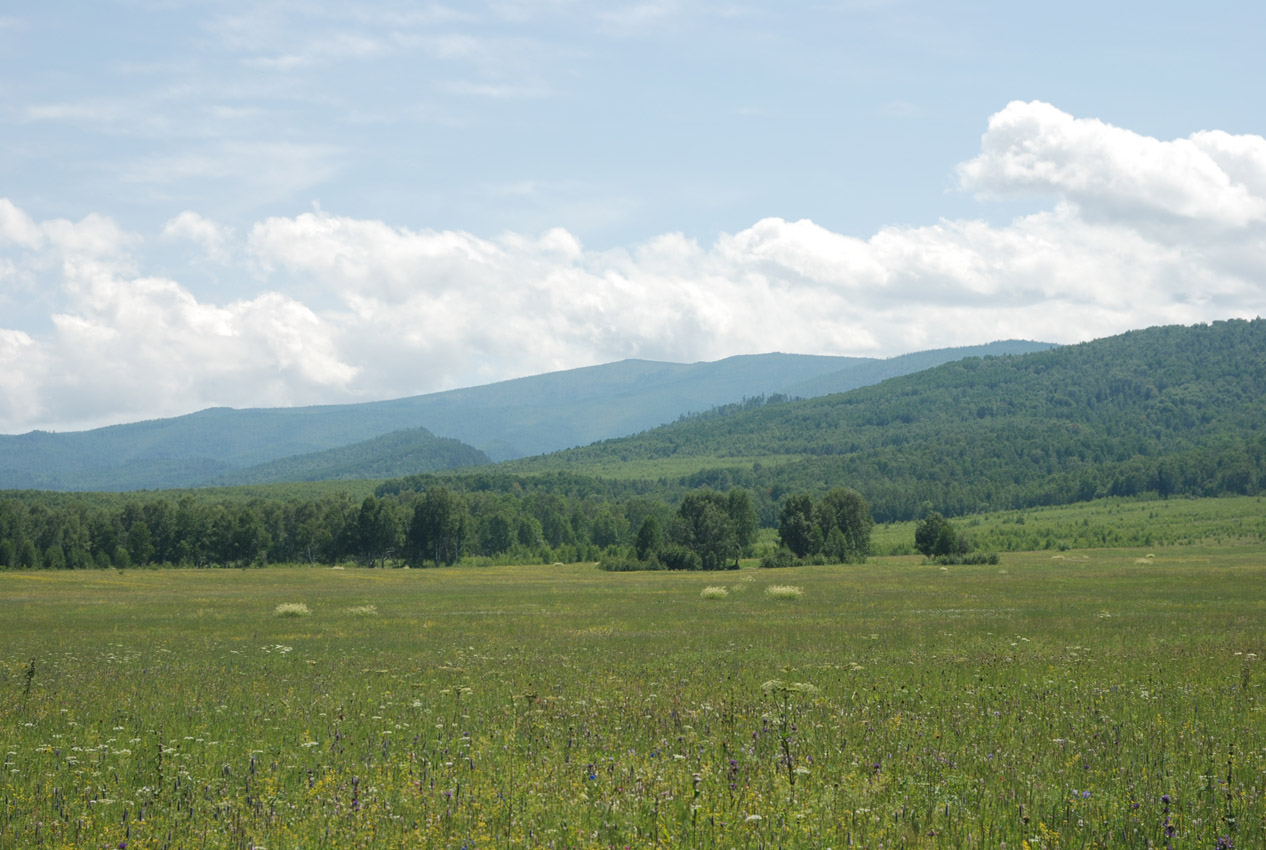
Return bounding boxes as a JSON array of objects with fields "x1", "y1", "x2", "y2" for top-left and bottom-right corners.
[
  {"x1": 872, "y1": 495, "x2": 1266, "y2": 555},
  {"x1": 3, "y1": 543, "x2": 1264, "y2": 848}
]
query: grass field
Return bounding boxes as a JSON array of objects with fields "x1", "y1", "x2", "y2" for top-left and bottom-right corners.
[
  {"x1": 3, "y1": 546, "x2": 1265, "y2": 849},
  {"x1": 872, "y1": 495, "x2": 1266, "y2": 555}
]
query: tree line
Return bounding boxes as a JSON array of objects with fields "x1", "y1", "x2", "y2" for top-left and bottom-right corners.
[{"x1": 0, "y1": 484, "x2": 872, "y2": 571}]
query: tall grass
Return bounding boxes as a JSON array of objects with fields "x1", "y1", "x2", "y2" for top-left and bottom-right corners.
[{"x1": 2, "y1": 546, "x2": 1264, "y2": 848}]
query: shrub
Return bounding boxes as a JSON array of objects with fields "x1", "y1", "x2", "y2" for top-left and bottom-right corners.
[
  {"x1": 346, "y1": 605, "x2": 379, "y2": 616},
  {"x1": 596, "y1": 556, "x2": 663, "y2": 572},
  {"x1": 934, "y1": 551, "x2": 1000, "y2": 566},
  {"x1": 659, "y1": 545, "x2": 703, "y2": 572},
  {"x1": 760, "y1": 547, "x2": 798, "y2": 569},
  {"x1": 700, "y1": 586, "x2": 729, "y2": 599},
  {"x1": 760, "y1": 548, "x2": 830, "y2": 568},
  {"x1": 915, "y1": 512, "x2": 965, "y2": 557},
  {"x1": 273, "y1": 602, "x2": 311, "y2": 617}
]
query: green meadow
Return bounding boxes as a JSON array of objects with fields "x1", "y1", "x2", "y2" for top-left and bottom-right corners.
[
  {"x1": 3, "y1": 545, "x2": 1265, "y2": 849},
  {"x1": 871, "y1": 495, "x2": 1266, "y2": 555}
]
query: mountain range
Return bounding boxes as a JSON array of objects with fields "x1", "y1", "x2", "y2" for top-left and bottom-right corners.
[{"x1": 0, "y1": 340, "x2": 1050, "y2": 491}]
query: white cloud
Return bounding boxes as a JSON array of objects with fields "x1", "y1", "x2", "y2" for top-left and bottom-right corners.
[
  {"x1": 0, "y1": 329, "x2": 41, "y2": 421},
  {"x1": 0, "y1": 199, "x2": 44, "y2": 250},
  {"x1": 163, "y1": 210, "x2": 234, "y2": 262},
  {"x1": 31, "y1": 268, "x2": 359, "y2": 430},
  {"x1": 2, "y1": 101, "x2": 1265, "y2": 433},
  {"x1": 958, "y1": 100, "x2": 1266, "y2": 229},
  {"x1": 0, "y1": 201, "x2": 359, "y2": 431},
  {"x1": 41, "y1": 213, "x2": 138, "y2": 264}
]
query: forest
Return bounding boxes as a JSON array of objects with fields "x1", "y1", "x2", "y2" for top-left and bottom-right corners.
[{"x1": 0, "y1": 483, "x2": 868, "y2": 571}]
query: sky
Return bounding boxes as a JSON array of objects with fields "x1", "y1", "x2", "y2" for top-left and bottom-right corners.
[{"x1": 1, "y1": 0, "x2": 1264, "y2": 434}]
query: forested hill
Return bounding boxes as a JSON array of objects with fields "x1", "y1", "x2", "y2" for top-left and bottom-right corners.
[
  {"x1": 210, "y1": 428, "x2": 490, "y2": 486},
  {"x1": 0, "y1": 342, "x2": 1046, "y2": 491},
  {"x1": 780, "y1": 339, "x2": 1055, "y2": 397},
  {"x1": 492, "y1": 319, "x2": 1265, "y2": 521}
]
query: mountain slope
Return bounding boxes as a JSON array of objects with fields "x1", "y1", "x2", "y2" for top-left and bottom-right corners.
[
  {"x1": 0, "y1": 342, "x2": 1047, "y2": 491},
  {"x1": 211, "y1": 428, "x2": 491, "y2": 486},
  {"x1": 491, "y1": 320, "x2": 1265, "y2": 521},
  {"x1": 782, "y1": 339, "x2": 1054, "y2": 397}
]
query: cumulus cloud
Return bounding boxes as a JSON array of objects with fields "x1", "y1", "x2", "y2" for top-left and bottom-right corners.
[
  {"x1": 0, "y1": 203, "x2": 357, "y2": 430},
  {"x1": 958, "y1": 100, "x2": 1266, "y2": 229},
  {"x1": 163, "y1": 210, "x2": 234, "y2": 262},
  {"x1": 2, "y1": 101, "x2": 1265, "y2": 433},
  {"x1": 0, "y1": 199, "x2": 46, "y2": 250},
  {"x1": 0, "y1": 329, "x2": 41, "y2": 418}
]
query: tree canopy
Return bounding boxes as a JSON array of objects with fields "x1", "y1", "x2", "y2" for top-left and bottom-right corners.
[{"x1": 777, "y1": 488, "x2": 873, "y2": 563}]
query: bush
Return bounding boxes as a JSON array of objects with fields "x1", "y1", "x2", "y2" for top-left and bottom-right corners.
[
  {"x1": 759, "y1": 547, "x2": 798, "y2": 568},
  {"x1": 596, "y1": 556, "x2": 664, "y2": 572},
  {"x1": 916, "y1": 511, "x2": 989, "y2": 562},
  {"x1": 760, "y1": 548, "x2": 831, "y2": 568},
  {"x1": 700, "y1": 585, "x2": 729, "y2": 599},
  {"x1": 659, "y1": 544, "x2": 703, "y2": 572},
  {"x1": 273, "y1": 602, "x2": 311, "y2": 617},
  {"x1": 933, "y1": 551, "x2": 1000, "y2": 566}
]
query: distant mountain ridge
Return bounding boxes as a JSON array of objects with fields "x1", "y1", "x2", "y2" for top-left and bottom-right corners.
[
  {"x1": 0, "y1": 340, "x2": 1053, "y2": 491},
  {"x1": 781, "y1": 340, "x2": 1058, "y2": 397}
]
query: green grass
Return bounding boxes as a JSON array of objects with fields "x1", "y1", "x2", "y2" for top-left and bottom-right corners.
[
  {"x1": 3, "y1": 548, "x2": 1265, "y2": 848},
  {"x1": 872, "y1": 494, "x2": 1266, "y2": 555}
]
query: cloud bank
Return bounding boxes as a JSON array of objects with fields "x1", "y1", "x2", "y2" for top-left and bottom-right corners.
[{"x1": 2, "y1": 101, "x2": 1264, "y2": 433}]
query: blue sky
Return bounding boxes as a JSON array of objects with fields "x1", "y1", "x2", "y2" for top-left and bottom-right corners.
[{"x1": 2, "y1": 0, "x2": 1264, "y2": 432}]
